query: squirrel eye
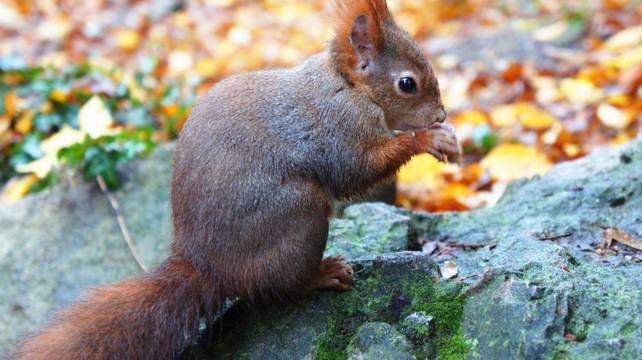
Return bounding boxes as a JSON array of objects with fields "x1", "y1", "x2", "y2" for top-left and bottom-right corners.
[{"x1": 398, "y1": 77, "x2": 417, "y2": 94}]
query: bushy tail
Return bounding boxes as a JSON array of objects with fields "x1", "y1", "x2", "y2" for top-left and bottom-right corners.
[{"x1": 10, "y1": 255, "x2": 219, "y2": 360}]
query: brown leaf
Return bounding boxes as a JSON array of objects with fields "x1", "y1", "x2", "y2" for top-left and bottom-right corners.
[{"x1": 602, "y1": 226, "x2": 642, "y2": 251}]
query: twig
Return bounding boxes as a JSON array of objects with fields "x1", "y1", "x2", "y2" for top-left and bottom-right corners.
[
  {"x1": 446, "y1": 242, "x2": 496, "y2": 249},
  {"x1": 537, "y1": 233, "x2": 572, "y2": 241},
  {"x1": 96, "y1": 174, "x2": 148, "y2": 272}
]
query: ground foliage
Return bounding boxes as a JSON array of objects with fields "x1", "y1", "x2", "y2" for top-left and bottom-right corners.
[{"x1": 0, "y1": 0, "x2": 641, "y2": 210}]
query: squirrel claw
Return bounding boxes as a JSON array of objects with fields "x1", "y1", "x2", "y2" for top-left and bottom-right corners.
[{"x1": 310, "y1": 255, "x2": 355, "y2": 291}]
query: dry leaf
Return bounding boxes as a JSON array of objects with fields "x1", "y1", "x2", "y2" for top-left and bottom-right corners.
[
  {"x1": 521, "y1": 107, "x2": 558, "y2": 130},
  {"x1": 604, "y1": 25, "x2": 642, "y2": 51},
  {"x1": 603, "y1": 45, "x2": 642, "y2": 69},
  {"x1": 481, "y1": 143, "x2": 553, "y2": 182},
  {"x1": 397, "y1": 153, "x2": 445, "y2": 190},
  {"x1": 454, "y1": 110, "x2": 489, "y2": 126},
  {"x1": 440, "y1": 261, "x2": 459, "y2": 279},
  {"x1": 0, "y1": 174, "x2": 38, "y2": 204},
  {"x1": 15, "y1": 109, "x2": 35, "y2": 134},
  {"x1": 490, "y1": 104, "x2": 520, "y2": 127},
  {"x1": 596, "y1": 103, "x2": 634, "y2": 130},
  {"x1": 560, "y1": 78, "x2": 604, "y2": 103},
  {"x1": 603, "y1": 226, "x2": 642, "y2": 251},
  {"x1": 78, "y1": 96, "x2": 114, "y2": 138},
  {"x1": 116, "y1": 29, "x2": 141, "y2": 51}
]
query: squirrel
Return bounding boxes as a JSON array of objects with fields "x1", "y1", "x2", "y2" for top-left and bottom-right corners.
[{"x1": 9, "y1": 0, "x2": 460, "y2": 359}]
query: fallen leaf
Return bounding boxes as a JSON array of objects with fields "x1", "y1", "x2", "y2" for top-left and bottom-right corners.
[
  {"x1": 490, "y1": 104, "x2": 520, "y2": 127},
  {"x1": 521, "y1": 107, "x2": 559, "y2": 130},
  {"x1": 596, "y1": 103, "x2": 634, "y2": 129},
  {"x1": 78, "y1": 96, "x2": 115, "y2": 138},
  {"x1": 4, "y1": 90, "x2": 16, "y2": 117},
  {"x1": 0, "y1": 174, "x2": 38, "y2": 204},
  {"x1": 15, "y1": 155, "x2": 57, "y2": 178},
  {"x1": 532, "y1": 20, "x2": 569, "y2": 42},
  {"x1": 397, "y1": 153, "x2": 445, "y2": 190},
  {"x1": 168, "y1": 50, "x2": 195, "y2": 74},
  {"x1": 39, "y1": 124, "x2": 86, "y2": 155},
  {"x1": 480, "y1": 143, "x2": 553, "y2": 182},
  {"x1": 440, "y1": 261, "x2": 459, "y2": 279},
  {"x1": 603, "y1": 45, "x2": 642, "y2": 69},
  {"x1": 15, "y1": 109, "x2": 35, "y2": 134},
  {"x1": 604, "y1": 25, "x2": 642, "y2": 51},
  {"x1": 603, "y1": 226, "x2": 642, "y2": 251},
  {"x1": 560, "y1": 78, "x2": 604, "y2": 103},
  {"x1": 116, "y1": 29, "x2": 140, "y2": 51},
  {"x1": 453, "y1": 110, "x2": 489, "y2": 126},
  {"x1": 0, "y1": 115, "x2": 10, "y2": 133}
]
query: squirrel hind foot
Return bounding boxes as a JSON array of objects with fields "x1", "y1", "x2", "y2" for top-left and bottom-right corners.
[{"x1": 309, "y1": 255, "x2": 355, "y2": 291}]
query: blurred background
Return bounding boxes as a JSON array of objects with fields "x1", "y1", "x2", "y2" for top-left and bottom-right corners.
[{"x1": 1, "y1": 0, "x2": 641, "y2": 211}]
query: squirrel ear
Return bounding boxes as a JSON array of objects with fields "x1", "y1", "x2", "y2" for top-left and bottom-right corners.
[
  {"x1": 349, "y1": 14, "x2": 377, "y2": 73},
  {"x1": 331, "y1": 0, "x2": 392, "y2": 79}
]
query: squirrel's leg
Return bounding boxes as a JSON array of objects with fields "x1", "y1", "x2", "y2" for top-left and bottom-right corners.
[{"x1": 309, "y1": 255, "x2": 354, "y2": 291}]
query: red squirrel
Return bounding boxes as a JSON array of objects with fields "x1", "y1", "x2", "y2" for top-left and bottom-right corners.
[{"x1": 10, "y1": 0, "x2": 460, "y2": 358}]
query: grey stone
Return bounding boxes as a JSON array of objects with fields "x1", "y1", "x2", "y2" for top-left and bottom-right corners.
[
  {"x1": 346, "y1": 322, "x2": 414, "y2": 360},
  {"x1": 2, "y1": 134, "x2": 642, "y2": 360}
]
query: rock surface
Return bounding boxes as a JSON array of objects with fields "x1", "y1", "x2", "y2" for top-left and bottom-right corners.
[
  {"x1": 0, "y1": 144, "x2": 174, "y2": 354},
  {"x1": 1, "y1": 136, "x2": 641, "y2": 359}
]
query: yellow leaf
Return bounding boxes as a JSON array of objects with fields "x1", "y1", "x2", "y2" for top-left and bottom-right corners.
[
  {"x1": 195, "y1": 58, "x2": 222, "y2": 77},
  {"x1": 606, "y1": 45, "x2": 642, "y2": 69},
  {"x1": 521, "y1": 108, "x2": 558, "y2": 130},
  {"x1": 36, "y1": 17, "x2": 71, "y2": 41},
  {"x1": 604, "y1": 25, "x2": 642, "y2": 51},
  {"x1": 205, "y1": 0, "x2": 238, "y2": 7},
  {"x1": 532, "y1": 20, "x2": 569, "y2": 42},
  {"x1": 532, "y1": 76, "x2": 561, "y2": 104},
  {"x1": 78, "y1": 96, "x2": 114, "y2": 138},
  {"x1": 15, "y1": 109, "x2": 35, "y2": 134},
  {"x1": 15, "y1": 155, "x2": 57, "y2": 179},
  {"x1": 397, "y1": 153, "x2": 445, "y2": 190},
  {"x1": 611, "y1": 132, "x2": 631, "y2": 145},
  {"x1": 1, "y1": 174, "x2": 38, "y2": 204},
  {"x1": 4, "y1": 90, "x2": 16, "y2": 117},
  {"x1": 490, "y1": 104, "x2": 519, "y2": 127},
  {"x1": 563, "y1": 143, "x2": 582, "y2": 158},
  {"x1": 454, "y1": 110, "x2": 488, "y2": 126},
  {"x1": 40, "y1": 124, "x2": 86, "y2": 155},
  {"x1": 559, "y1": 78, "x2": 604, "y2": 103},
  {"x1": 49, "y1": 89, "x2": 69, "y2": 103},
  {"x1": 481, "y1": 143, "x2": 553, "y2": 182},
  {"x1": 168, "y1": 50, "x2": 195, "y2": 74},
  {"x1": 116, "y1": 29, "x2": 140, "y2": 51},
  {"x1": 597, "y1": 103, "x2": 634, "y2": 130},
  {"x1": 0, "y1": 115, "x2": 10, "y2": 134},
  {"x1": 606, "y1": 94, "x2": 631, "y2": 107}
]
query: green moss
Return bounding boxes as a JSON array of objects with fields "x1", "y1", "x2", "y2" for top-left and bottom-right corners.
[
  {"x1": 409, "y1": 280, "x2": 469, "y2": 359},
  {"x1": 314, "y1": 261, "x2": 469, "y2": 360},
  {"x1": 314, "y1": 318, "x2": 350, "y2": 360}
]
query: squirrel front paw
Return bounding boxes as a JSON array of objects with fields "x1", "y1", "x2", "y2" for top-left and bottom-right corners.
[
  {"x1": 414, "y1": 124, "x2": 462, "y2": 165},
  {"x1": 309, "y1": 255, "x2": 355, "y2": 291}
]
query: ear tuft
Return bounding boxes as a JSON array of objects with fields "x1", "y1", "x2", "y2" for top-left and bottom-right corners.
[{"x1": 331, "y1": 0, "x2": 393, "y2": 81}]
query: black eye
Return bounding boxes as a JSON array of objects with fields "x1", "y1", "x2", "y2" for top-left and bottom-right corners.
[{"x1": 398, "y1": 77, "x2": 417, "y2": 94}]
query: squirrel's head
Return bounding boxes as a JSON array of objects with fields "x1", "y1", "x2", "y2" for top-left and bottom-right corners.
[{"x1": 331, "y1": 0, "x2": 446, "y2": 132}]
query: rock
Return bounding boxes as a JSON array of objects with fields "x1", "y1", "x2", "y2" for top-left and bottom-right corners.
[
  {"x1": 184, "y1": 252, "x2": 463, "y2": 360},
  {"x1": 346, "y1": 322, "x2": 414, "y2": 360},
  {"x1": 0, "y1": 144, "x2": 175, "y2": 354},
  {"x1": 2, "y1": 136, "x2": 642, "y2": 359},
  {"x1": 325, "y1": 203, "x2": 419, "y2": 261}
]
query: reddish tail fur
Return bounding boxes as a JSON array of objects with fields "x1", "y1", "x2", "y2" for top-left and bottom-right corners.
[{"x1": 9, "y1": 255, "x2": 220, "y2": 360}]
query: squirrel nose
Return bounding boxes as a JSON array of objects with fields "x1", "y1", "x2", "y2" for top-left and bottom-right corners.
[{"x1": 434, "y1": 107, "x2": 447, "y2": 123}]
